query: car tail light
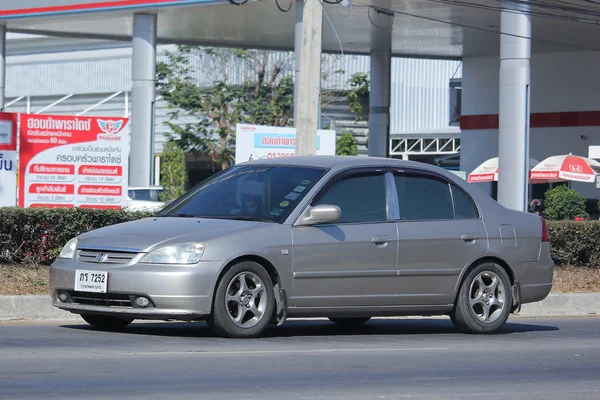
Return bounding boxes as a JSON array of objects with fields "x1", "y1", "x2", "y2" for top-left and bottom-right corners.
[{"x1": 540, "y1": 216, "x2": 549, "y2": 242}]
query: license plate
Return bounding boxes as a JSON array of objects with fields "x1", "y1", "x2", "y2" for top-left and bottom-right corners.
[{"x1": 74, "y1": 270, "x2": 108, "y2": 293}]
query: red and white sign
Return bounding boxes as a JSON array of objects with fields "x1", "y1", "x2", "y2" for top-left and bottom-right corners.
[
  {"x1": 18, "y1": 114, "x2": 129, "y2": 209},
  {"x1": 529, "y1": 154, "x2": 600, "y2": 183},
  {"x1": 0, "y1": 112, "x2": 18, "y2": 207},
  {"x1": 468, "y1": 156, "x2": 540, "y2": 183}
]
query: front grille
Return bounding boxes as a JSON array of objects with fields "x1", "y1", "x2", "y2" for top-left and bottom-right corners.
[
  {"x1": 68, "y1": 291, "x2": 133, "y2": 307},
  {"x1": 77, "y1": 249, "x2": 138, "y2": 265}
]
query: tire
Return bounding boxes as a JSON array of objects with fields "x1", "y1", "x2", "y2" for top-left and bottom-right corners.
[
  {"x1": 207, "y1": 261, "x2": 275, "y2": 338},
  {"x1": 328, "y1": 317, "x2": 371, "y2": 326},
  {"x1": 452, "y1": 262, "x2": 512, "y2": 334},
  {"x1": 81, "y1": 314, "x2": 134, "y2": 330}
]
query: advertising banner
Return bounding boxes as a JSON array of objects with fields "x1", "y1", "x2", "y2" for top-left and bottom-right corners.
[
  {"x1": 234, "y1": 124, "x2": 337, "y2": 165},
  {"x1": 0, "y1": 112, "x2": 18, "y2": 207},
  {"x1": 18, "y1": 114, "x2": 129, "y2": 209}
]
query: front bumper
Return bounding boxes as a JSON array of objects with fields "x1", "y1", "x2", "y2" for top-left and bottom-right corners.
[{"x1": 50, "y1": 258, "x2": 224, "y2": 321}]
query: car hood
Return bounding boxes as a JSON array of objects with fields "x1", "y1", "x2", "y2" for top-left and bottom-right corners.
[{"x1": 76, "y1": 217, "x2": 267, "y2": 252}]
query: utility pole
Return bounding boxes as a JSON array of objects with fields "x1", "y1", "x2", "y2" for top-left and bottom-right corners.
[{"x1": 295, "y1": 0, "x2": 323, "y2": 156}]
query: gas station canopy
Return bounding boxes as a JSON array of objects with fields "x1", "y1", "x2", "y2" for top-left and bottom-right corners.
[{"x1": 2, "y1": 0, "x2": 600, "y2": 58}]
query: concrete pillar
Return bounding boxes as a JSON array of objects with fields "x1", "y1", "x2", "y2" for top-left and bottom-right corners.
[
  {"x1": 0, "y1": 25, "x2": 6, "y2": 111},
  {"x1": 293, "y1": 0, "x2": 303, "y2": 125},
  {"x1": 368, "y1": 8, "x2": 393, "y2": 158},
  {"x1": 130, "y1": 13, "x2": 157, "y2": 187},
  {"x1": 497, "y1": 4, "x2": 531, "y2": 211}
]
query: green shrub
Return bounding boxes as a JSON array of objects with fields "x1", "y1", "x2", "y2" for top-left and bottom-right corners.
[
  {"x1": 0, "y1": 207, "x2": 152, "y2": 265},
  {"x1": 547, "y1": 220, "x2": 600, "y2": 267},
  {"x1": 543, "y1": 185, "x2": 588, "y2": 220},
  {"x1": 159, "y1": 140, "x2": 187, "y2": 202},
  {"x1": 336, "y1": 132, "x2": 359, "y2": 156}
]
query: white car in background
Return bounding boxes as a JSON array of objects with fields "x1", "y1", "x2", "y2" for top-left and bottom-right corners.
[{"x1": 125, "y1": 186, "x2": 165, "y2": 212}]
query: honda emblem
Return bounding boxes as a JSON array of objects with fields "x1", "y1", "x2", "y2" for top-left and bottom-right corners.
[
  {"x1": 95, "y1": 253, "x2": 108, "y2": 263},
  {"x1": 569, "y1": 164, "x2": 583, "y2": 172}
]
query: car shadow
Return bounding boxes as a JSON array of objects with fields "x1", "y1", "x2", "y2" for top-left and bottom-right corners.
[{"x1": 60, "y1": 317, "x2": 560, "y2": 339}]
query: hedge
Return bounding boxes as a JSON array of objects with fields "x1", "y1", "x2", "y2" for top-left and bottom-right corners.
[
  {"x1": 0, "y1": 207, "x2": 153, "y2": 265},
  {"x1": 1, "y1": 208, "x2": 599, "y2": 267},
  {"x1": 546, "y1": 220, "x2": 600, "y2": 267}
]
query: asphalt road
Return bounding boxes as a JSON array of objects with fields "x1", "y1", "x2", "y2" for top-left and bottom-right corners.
[{"x1": 1, "y1": 316, "x2": 599, "y2": 400}]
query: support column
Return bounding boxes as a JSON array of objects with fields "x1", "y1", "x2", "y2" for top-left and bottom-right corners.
[
  {"x1": 497, "y1": 5, "x2": 531, "y2": 211},
  {"x1": 368, "y1": 8, "x2": 393, "y2": 158},
  {"x1": 295, "y1": 0, "x2": 322, "y2": 156},
  {"x1": 130, "y1": 13, "x2": 157, "y2": 186},
  {"x1": 0, "y1": 25, "x2": 6, "y2": 111},
  {"x1": 293, "y1": 0, "x2": 303, "y2": 125}
]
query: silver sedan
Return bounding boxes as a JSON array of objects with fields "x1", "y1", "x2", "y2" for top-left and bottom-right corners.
[{"x1": 50, "y1": 156, "x2": 554, "y2": 337}]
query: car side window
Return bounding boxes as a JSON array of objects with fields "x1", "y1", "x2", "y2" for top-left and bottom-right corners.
[
  {"x1": 451, "y1": 184, "x2": 479, "y2": 219},
  {"x1": 394, "y1": 173, "x2": 454, "y2": 221},
  {"x1": 313, "y1": 172, "x2": 387, "y2": 223}
]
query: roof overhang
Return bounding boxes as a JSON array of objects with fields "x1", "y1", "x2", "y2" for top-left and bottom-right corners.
[{"x1": 2, "y1": 0, "x2": 600, "y2": 59}]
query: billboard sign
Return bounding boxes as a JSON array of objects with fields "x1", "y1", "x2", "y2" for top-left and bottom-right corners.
[
  {"x1": 235, "y1": 124, "x2": 336, "y2": 165},
  {"x1": 18, "y1": 113, "x2": 129, "y2": 209},
  {"x1": 0, "y1": 112, "x2": 18, "y2": 207}
]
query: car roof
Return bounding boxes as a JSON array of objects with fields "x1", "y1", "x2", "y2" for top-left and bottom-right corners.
[{"x1": 240, "y1": 155, "x2": 434, "y2": 171}]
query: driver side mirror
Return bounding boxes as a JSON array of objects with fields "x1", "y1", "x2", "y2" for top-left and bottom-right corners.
[{"x1": 297, "y1": 204, "x2": 341, "y2": 226}]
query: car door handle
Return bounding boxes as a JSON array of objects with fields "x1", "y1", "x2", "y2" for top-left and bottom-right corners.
[
  {"x1": 461, "y1": 234, "x2": 478, "y2": 242},
  {"x1": 372, "y1": 236, "x2": 392, "y2": 244}
]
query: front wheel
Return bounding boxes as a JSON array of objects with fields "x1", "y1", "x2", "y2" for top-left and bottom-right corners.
[
  {"x1": 452, "y1": 262, "x2": 512, "y2": 334},
  {"x1": 81, "y1": 314, "x2": 134, "y2": 330},
  {"x1": 207, "y1": 261, "x2": 275, "y2": 338}
]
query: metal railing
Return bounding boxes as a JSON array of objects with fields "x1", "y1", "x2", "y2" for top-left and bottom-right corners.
[{"x1": 389, "y1": 133, "x2": 460, "y2": 157}]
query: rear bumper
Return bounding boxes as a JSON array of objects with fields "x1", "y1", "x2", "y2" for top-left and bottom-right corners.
[{"x1": 517, "y1": 243, "x2": 554, "y2": 304}]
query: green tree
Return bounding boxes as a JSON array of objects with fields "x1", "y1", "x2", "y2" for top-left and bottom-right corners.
[
  {"x1": 158, "y1": 140, "x2": 187, "y2": 202},
  {"x1": 157, "y1": 46, "x2": 297, "y2": 171},
  {"x1": 157, "y1": 47, "x2": 362, "y2": 169},
  {"x1": 543, "y1": 185, "x2": 588, "y2": 220},
  {"x1": 336, "y1": 132, "x2": 359, "y2": 156},
  {"x1": 346, "y1": 72, "x2": 369, "y2": 120}
]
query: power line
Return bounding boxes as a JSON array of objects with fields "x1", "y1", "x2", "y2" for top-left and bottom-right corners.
[
  {"x1": 351, "y1": 1, "x2": 600, "y2": 53},
  {"x1": 423, "y1": 0, "x2": 600, "y2": 25}
]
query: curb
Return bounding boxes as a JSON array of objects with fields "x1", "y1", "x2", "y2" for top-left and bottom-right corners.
[
  {"x1": 0, "y1": 295, "x2": 80, "y2": 322},
  {"x1": 515, "y1": 293, "x2": 599, "y2": 317},
  {"x1": 0, "y1": 293, "x2": 598, "y2": 322}
]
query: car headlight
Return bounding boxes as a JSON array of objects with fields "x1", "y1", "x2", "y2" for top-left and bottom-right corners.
[
  {"x1": 58, "y1": 238, "x2": 78, "y2": 259},
  {"x1": 139, "y1": 242, "x2": 206, "y2": 264}
]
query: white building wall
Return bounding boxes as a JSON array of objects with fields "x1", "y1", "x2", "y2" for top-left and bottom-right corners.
[{"x1": 461, "y1": 51, "x2": 600, "y2": 199}]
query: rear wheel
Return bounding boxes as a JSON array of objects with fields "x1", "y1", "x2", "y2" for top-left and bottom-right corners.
[
  {"x1": 207, "y1": 261, "x2": 275, "y2": 338},
  {"x1": 328, "y1": 317, "x2": 371, "y2": 326},
  {"x1": 452, "y1": 262, "x2": 512, "y2": 334},
  {"x1": 81, "y1": 314, "x2": 133, "y2": 330}
]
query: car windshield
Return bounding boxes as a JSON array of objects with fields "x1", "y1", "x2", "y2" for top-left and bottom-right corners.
[{"x1": 158, "y1": 165, "x2": 328, "y2": 223}]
